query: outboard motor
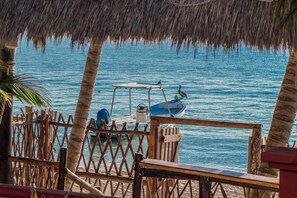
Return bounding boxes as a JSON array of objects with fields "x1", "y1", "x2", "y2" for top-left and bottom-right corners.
[
  {"x1": 96, "y1": 108, "x2": 110, "y2": 127},
  {"x1": 136, "y1": 104, "x2": 148, "y2": 123}
]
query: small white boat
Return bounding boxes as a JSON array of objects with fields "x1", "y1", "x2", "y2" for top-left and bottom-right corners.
[{"x1": 95, "y1": 82, "x2": 187, "y2": 138}]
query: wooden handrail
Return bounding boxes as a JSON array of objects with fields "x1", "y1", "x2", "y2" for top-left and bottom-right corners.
[
  {"x1": 133, "y1": 155, "x2": 279, "y2": 197},
  {"x1": 148, "y1": 116, "x2": 262, "y2": 177},
  {"x1": 150, "y1": 116, "x2": 262, "y2": 129},
  {"x1": 139, "y1": 159, "x2": 279, "y2": 191}
]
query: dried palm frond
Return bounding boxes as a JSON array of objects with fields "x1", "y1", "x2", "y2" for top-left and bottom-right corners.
[{"x1": 0, "y1": 0, "x2": 296, "y2": 52}]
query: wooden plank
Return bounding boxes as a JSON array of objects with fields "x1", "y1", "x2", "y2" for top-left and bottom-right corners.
[
  {"x1": 66, "y1": 168, "x2": 104, "y2": 195},
  {"x1": 174, "y1": 128, "x2": 180, "y2": 162},
  {"x1": 24, "y1": 106, "x2": 34, "y2": 186},
  {"x1": 8, "y1": 156, "x2": 59, "y2": 168},
  {"x1": 161, "y1": 134, "x2": 181, "y2": 143},
  {"x1": 0, "y1": 183, "x2": 112, "y2": 198},
  {"x1": 50, "y1": 120, "x2": 150, "y2": 134},
  {"x1": 150, "y1": 116, "x2": 262, "y2": 129},
  {"x1": 247, "y1": 136, "x2": 252, "y2": 174},
  {"x1": 139, "y1": 159, "x2": 279, "y2": 190},
  {"x1": 75, "y1": 171, "x2": 134, "y2": 184}
]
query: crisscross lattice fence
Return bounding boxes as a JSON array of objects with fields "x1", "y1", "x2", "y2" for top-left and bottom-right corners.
[{"x1": 11, "y1": 108, "x2": 153, "y2": 197}]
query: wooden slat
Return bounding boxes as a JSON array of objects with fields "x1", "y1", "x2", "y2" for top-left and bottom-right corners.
[
  {"x1": 161, "y1": 134, "x2": 181, "y2": 143},
  {"x1": 150, "y1": 116, "x2": 262, "y2": 129},
  {"x1": 8, "y1": 156, "x2": 59, "y2": 168},
  {"x1": 139, "y1": 159, "x2": 279, "y2": 191},
  {"x1": 75, "y1": 171, "x2": 134, "y2": 184},
  {"x1": 66, "y1": 168, "x2": 104, "y2": 196}
]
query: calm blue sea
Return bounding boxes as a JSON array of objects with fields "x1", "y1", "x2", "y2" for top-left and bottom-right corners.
[{"x1": 14, "y1": 39, "x2": 296, "y2": 172}]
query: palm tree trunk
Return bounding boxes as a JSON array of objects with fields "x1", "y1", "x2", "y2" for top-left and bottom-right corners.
[
  {"x1": 266, "y1": 51, "x2": 297, "y2": 150},
  {"x1": 252, "y1": 50, "x2": 297, "y2": 197},
  {"x1": 0, "y1": 45, "x2": 16, "y2": 184},
  {"x1": 66, "y1": 40, "x2": 103, "y2": 189}
]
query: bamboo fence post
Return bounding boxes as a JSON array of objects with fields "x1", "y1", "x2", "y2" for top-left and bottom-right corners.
[
  {"x1": 38, "y1": 110, "x2": 46, "y2": 187},
  {"x1": 38, "y1": 110, "x2": 46, "y2": 160},
  {"x1": 44, "y1": 113, "x2": 50, "y2": 160},
  {"x1": 24, "y1": 106, "x2": 34, "y2": 186},
  {"x1": 57, "y1": 148, "x2": 67, "y2": 190}
]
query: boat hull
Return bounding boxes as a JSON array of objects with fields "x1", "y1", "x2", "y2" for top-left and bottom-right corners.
[{"x1": 150, "y1": 100, "x2": 186, "y2": 118}]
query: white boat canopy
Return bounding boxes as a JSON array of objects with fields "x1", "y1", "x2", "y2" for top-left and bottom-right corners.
[
  {"x1": 112, "y1": 83, "x2": 162, "y2": 90},
  {"x1": 110, "y1": 82, "x2": 171, "y2": 118}
]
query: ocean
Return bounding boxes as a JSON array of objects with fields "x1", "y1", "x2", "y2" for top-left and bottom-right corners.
[{"x1": 14, "y1": 38, "x2": 295, "y2": 172}]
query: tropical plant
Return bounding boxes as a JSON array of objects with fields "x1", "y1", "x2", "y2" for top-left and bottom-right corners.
[
  {"x1": 0, "y1": 57, "x2": 50, "y2": 184},
  {"x1": 0, "y1": 60, "x2": 50, "y2": 123}
]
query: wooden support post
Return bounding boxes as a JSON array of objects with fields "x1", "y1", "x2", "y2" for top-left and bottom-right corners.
[
  {"x1": 251, "y1": 126, "x2": 261, "y2": 174},
  {"x1": 57, "y1": 148, "x2": 67, "y2": 190},
  {"x1": 132, "y1": 153, "x2": 143, "y2": 198},
  {"x1": 148, "y1": 118, "x2": 161, "y2": 159},
  {"x1": 199, "y1": 176, "x2": 212, "y2": 198},
  {"x1": 0, "y1": 44, "x2": 17, "y2": 184},
  {"x1": 247, "y1": 126, "x2": 262, "y2": 198},
  {"x1": 147, "y1": 118, "x2": 161, "y2": 197}
]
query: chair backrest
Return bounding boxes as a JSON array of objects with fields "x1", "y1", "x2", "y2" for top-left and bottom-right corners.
[{"x1": 159, "y1": 127, "x2": 180, "y2": 162}]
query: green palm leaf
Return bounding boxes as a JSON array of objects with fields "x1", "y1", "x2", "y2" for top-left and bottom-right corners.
[
  {"x1": 0, "y1": 60, "x2": 51, "y2": 123},
  {"x1": 0, "y1": 74, "x2": 51, "y2": 107}
]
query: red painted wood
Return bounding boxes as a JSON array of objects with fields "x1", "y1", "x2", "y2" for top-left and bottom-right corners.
[
  {"x1": 262, "y1": 147, "x2": 297, "y2": 198},
  {"x1": 262, "y1": 147, "x2": 297, "y2": 165},
  {"x1": 0, "y1": 183, "x2": 112, "y2": 198}
]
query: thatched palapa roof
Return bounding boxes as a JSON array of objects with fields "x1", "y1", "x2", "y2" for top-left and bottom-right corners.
[{"x1": 0, "y1": 0, "x2": 295, "y2": 51}]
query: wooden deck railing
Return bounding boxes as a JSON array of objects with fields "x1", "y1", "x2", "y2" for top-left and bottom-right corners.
[
  {"x1": 133, "y1": 154, "x2": 279, "y2": 198},
  {"x1": 147, "y1": 116, "x2": 263, "y2": 197},
  {"x1": 149, "y1": 116, "x2": 262, "y2": 175}
]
